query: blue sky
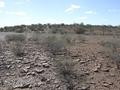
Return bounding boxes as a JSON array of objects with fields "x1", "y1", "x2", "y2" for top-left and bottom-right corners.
[{"x1": 0, "y1": 0, "x2": 120, "y2": 27}]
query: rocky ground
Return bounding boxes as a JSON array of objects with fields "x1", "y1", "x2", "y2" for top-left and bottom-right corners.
[
  {"x1": 69, "y1": 36, "x2": 120, "y2": 90},
  {"x1": 0, "y1": 35, "x2": 120, "y2": 90},
  {"x1": 0, "y1": 41, "x2": 67, "y2": 90}
]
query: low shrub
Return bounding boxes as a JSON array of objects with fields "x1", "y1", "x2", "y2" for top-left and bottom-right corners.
[
  {"x1": 5, "y1": 34, "x2": 26, "y2": 43},
  {"x1": 74, "y1": 27, "x2": 86, "y2": 34},
  {"x1": 31, "y1": 32, "x2": 41, "y2": 41},
  {"x1": 44, "y1": 34, "x2": 86, "y2": 89},
  {"x1": 44, "y1": 35, "x2": 66, "y2": 55},
  {"x1": 61, "y1": 34, "x2": 86, "y2": 45},
  {"x1": 55, "y1": 57, "x2": 76, "y2": 90},
  {"x1": 10, "y1": 41, "x2": 25, "y2": 57},
  {"x1": 101, "y1": 40, "x2": 120, "y2": 69},
  {"x1": 0, "y1": 41, "x2": 3, "y2": 54},
  {"x1": 5, "y1": 34, "x2": 26, "y2": 57},
  {"x1": 51, "y1": 28, "x2": 67, "y2": 34}
]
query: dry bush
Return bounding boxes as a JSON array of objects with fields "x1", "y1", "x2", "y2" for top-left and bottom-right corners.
[
  {"x1": 54, "y1": 56, "x2": 86, "y2": 90},
  {"x1": 54, "y1": 56, "x2": 77, "y2": 90},
  {"x1": 0, "y1": 41, "x2": 3, "y2": 54},
  {"x1": 30, "y1": 32, "x2": 49, "y2": 45},
  {"x1": 74, "y1": 27, "x2": 86, "y2": 34},
  {"x1": 60, "y1": 35, "x2": 86, "y2": 48},
  {"x1": 55, "y1": 58, "x2": 75, "y2": 77},
  {"x1": 44, "y1": 34, "x2": 86, "y2": 55},
  {"x1": 5, "y1": 34, "x2": 26, "y2": 57},
  {"x1": 31, "y1": 31, "x2": 41, "y2": 41},
  {"x1": 45, "y1": 34, "x2": 86, "y2": 90},
  {"x1": 44, "y1": 35, "x2": 76, "y2": 89},
  {"x1": 0, "y1": 41, "x2": 7, "y2": 55},
  {"x1": 101, "y1": 40, "x2": 120, "y2": 69},
  {"x1": 44, "y1": 35, "x2": 65, "y2": 55},
  {"x1": 77, "y1": 35, "x2": 86, "y2": 43},
  {"x1": 5, "y1": 34, "x2": 26, "y2": 43},
  {"x1": 61, "y1": 35, "x2": 75, "y2": 45},
  {"x1": 44, "y1": 35, "x2": 84, "y2": 89},
  {"x1": 10, "y1": 41, "x2": 25, "y2": 57}
]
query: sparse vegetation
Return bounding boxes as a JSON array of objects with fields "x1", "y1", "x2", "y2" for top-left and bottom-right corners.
[
  {"x1": 43, "y1": 35, "x2": 85, "y2": 90},
  {"x1": 30, "y1": 31, "x2": 42, "y2": 44},
  {"x1": 10, "y1": 41, "x2": 25, "y2": 57},
  {"x1": 1, "y1": 23, "x2": 120, "y2": 90},
  {"x1": 54, "y1": 57, "x2": 77, "y2": 90},
  {"x1": 0, "y1": 41, "x2": 3, "y2": 54},
  {"x1": 1, "y1": 24, "x2": 120, "y2": 35},
  {"x1": 5, "y1": 34, "x2": 26, "y2": 57},
  {"x1": 44, "y1": 35, "x2": 66, "y2": 55},
  {"x1": 101, "y1": 39, "x2": 120, "y2": 69},
  {"x1": 5, "y1": 34, "x2": 26, "y2": 43}
]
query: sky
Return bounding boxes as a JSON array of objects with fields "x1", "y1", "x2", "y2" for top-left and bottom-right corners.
[{"x1": 0, "y1": 0, "x2": 120, "y2": 27}]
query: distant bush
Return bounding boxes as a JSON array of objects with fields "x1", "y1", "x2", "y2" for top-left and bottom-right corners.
[
  {"x1": 74, "y1": 27, "x2": 86, "y2": 34},
  {"x1": 15, "y1": 29, "x2": 24, "y2": 33},
  {"x1": 51, "y1": 28, "x2": 67, "y2": 34},
  {"x1": 43, "y1": 34, "x2": 85, "y2": 55},
  {"x1": 61, "y1": 35, "x2": 86, "y2": 45},
  {"x1": 61, "y1": 35, "x2": 74, "y2": 45},
  {"x1": 5, "y1": 34, "x2": 26, "y2": 43}
]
